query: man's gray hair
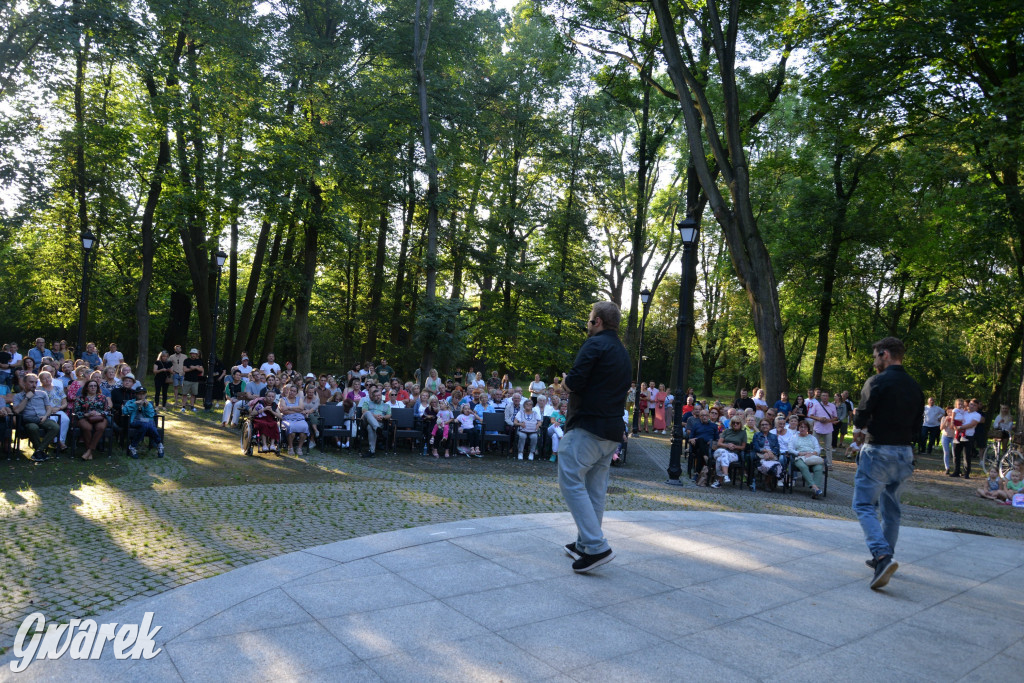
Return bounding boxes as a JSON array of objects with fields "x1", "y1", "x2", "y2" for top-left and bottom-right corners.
[{"x1": 592, "y1": 301, "x2": 621, "y2": 330}]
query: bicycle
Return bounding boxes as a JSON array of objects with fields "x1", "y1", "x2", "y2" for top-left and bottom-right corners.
[{"x1": 981, "y1": 432, "x2": 1024, "y2": 478}]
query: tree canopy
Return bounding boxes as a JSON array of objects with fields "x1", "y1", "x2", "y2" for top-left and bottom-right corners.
[{"x1": 1, "y1": 0, "x2": 1021, "y2": 415}]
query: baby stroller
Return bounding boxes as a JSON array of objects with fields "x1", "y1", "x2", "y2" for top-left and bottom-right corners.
[{"x1": 611, "y1": 423, "x2": 629, "y2": 467}]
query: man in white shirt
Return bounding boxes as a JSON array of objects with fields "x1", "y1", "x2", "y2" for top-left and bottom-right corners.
[
  {"x1": 259, "y1": 353, "x2": 281, "y2": 375},
  {"x1": 918, "y1": 397, "x2": 945, "y2": 455},
  {"x1": 234, "y1": 356, "x2": 254, "y2": 378},
  {"x1": 102, "y1": 342, "x2": 124, "y2": 368},
  {"x1": 952, "y1": 398, "x2": 982, "y2": 479}
]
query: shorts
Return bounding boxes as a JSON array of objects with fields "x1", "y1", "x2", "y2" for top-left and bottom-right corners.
[
  {"x1": 173, "y1": 373, "x2": 184, "y2": 387},
  {"x1": 183, "y1": 381, "x2": 199, "y2": 396}
]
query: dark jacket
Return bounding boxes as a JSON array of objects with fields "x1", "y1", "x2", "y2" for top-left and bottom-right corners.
[
  {"x1": 853, "y1": 364, "x2": 924, "y2": 446},
  {"x1": 564, "y1": 329, "x2": 632, "y2": 442}
]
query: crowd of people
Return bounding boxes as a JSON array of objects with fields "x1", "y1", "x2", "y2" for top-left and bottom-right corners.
[{"x1": 2, "y1": 337, "x2": 1017, "y2": 485}]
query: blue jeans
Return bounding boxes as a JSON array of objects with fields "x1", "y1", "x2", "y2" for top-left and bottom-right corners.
[
  {"x1": 853, "y1": 444, "x2": 914, "y2": 559},
  {"x1": 940, "y1": 435, "x2": 954, "y2": 471},
  {"x1": 558, "y1": 428, "x2": 618, "y2": 555}
]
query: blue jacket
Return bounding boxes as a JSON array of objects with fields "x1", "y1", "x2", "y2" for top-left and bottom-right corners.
[
  {"x1": 752, "y1": 431, "x2": 780, "y2": 457},
  {"x1": 689, "y1": 419, "x2": 719, "y2": 444},
  {"x1": 123, "y1": 399, "x2": 156, "y2": 423}
]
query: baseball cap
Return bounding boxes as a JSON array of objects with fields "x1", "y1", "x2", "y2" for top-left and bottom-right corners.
[
  {"x1": 190, "y1": 348, "x2": 199, "y2": 354},
  {"x1": 125, "y1": 373, "x2": 135, "y2": 380},
  {"x1": 305, "y1": 373, "x2": 315, "y2": 379}
]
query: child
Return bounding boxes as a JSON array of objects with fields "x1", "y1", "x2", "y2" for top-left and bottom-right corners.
[
  {"x1": 844, "y1": 440, "x2": 861, "y2": 461},
  {"x1": 1000, "y1": 468, "x2": 1024, "y2": 503},
  {"x1": 431, "y1": 400, "x2": 454, "y2": 458},
  {"x1": 455, "y1": 403, "x2": 481, "y2": 456},
  {"x1": 976, "y1": 468, "x2": 1005, "y2": 501},
  {"x1": 337, "y1": 398, "x2": 357, "y2": 449},
  {"x1": 123, "y1": 387, "x2": 164, "y2": 458}
]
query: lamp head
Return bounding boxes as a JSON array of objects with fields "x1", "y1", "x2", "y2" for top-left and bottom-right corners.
[
  {"x1": 640, "y1": 288, "x2": 652, "y2": 306},
  {"x1": 215, "y1": 249, "x2": 227, "y2": 268},
  {"x1": 81, "y1": 230, "x2": 96, "y2": 250},
  {"x1": 676, "y1": 217, "x2": 700, "y2": 244}
]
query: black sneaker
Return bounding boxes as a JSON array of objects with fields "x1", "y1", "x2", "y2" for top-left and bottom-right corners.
[
  {"x1": 564, "y1": 542, "x2": 582, "y2": 561},
  {"x1": 361, "y1": 450, "x2": 375, "y2": 459},
  {"x1": 31, "y1": 450, "x2": 48, "y2": 462},
  {"x1": 865, "y1": 557, "x2": 878, "y2": 569},
  {"x1": 572, "y1": 548, "x2": 615, "y2": 574},
  {"x1": 870, "y1": 555, "x2": 898, "y2": 590}
]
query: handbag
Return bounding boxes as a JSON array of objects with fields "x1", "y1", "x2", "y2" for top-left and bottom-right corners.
[{"x1": 800, "y1": 455, "x2": 824, "y2": 467}]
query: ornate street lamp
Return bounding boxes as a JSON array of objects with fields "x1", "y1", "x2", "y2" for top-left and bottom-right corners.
[
  {"x1": 75, "y1": 230, "x2": 96, "y2": 359},
  {"x1": 204, "y1": 249, "x2": 228, "y2": 410},
  {"x1": 632, "y1": 287, "x2": 652, "y2": 435},
  {"x1": 667, "y1": 216, "x2": 700, "y2": 485}
]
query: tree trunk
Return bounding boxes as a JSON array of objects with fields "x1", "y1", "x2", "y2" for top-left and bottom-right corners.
[
  {"x1": 363, "y1": 205, "x2": 390, "y2": 361},
  {"x1": 294, "y1": 179, "x2": 322, "y2": 373},
  {"x1": 261, "y1": 217, "x2": 297, "y2": 359},
  {"x1": 223, "y1": 201, "x2": 239, "y2": 363},
  {"x1": 414, "y1": 0, "x2": 439, "y2": 384},
  {"x1": 810, "y1": 205, "x2": 844, "y2": 388},
  {"x1": 650, "y1": 0, "x2": 788, "y2": 401},
  {"x1": 245, "y1": 218, "x2": 284, "y2": 354},
  {"x1": 233, "y1": 218, "x2": 271, "y2": 357},
  {"x1": 134, "y1": 130, "x2": 170, "y2": 381},
  {"x1": 625, "y1": 68, "x2": 653, "y2": 351},
  {"x1": 390, "y1": 140, "x2": 417, "y2": 347},
  {"x1": 987, "y1": 317, "x2": 1024, "y2": 414},
  {"x1": 162, "y1": 287, "x2": 193, "y2": 352}
]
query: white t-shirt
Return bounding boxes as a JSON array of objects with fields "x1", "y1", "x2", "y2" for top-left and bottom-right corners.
[
  {"x1": 10, "y1": 352, "x2": 22, "y2": 365},
  {"x1": 260, "y1": 362, "x2": 281, "y2": 375},
  {"x1": 962, "y1": 410, "x2": 982, "y2": 437},
  {"x1": 236, "y1": 364, "x2": 253, "y2": 377},
  {"x1": 515, "y1": 410, "x2": 539, "y2": 433},
  {"x1": 529, "y1": 381, "x2": 546, "y2": 396},
  {"x1": 103, "y1": 351, "x2": 124, "y2": 367},
  {"x1": 753, "y1": 397, "x2": 768, "y2": 419},
  {"x1": 456, "y1": 413, "x2": 477, "y2": 430},
  {"x1": 922, "y1": 405, "x2": 944, "y2": 428}
]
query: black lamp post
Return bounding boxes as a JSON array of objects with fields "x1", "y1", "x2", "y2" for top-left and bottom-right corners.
[
  {"x1": 75, "y1": 230, "x2": 96, "y2": 359},
  {"x1": 203, "y1": 249, "x2": 228, "y2": 411},
  {"x1": 632, "y1": 287, "x2": 652, "y2": 435},
  {"x1": 667, "y1": 216, "x2": 700, "y2": 485}
]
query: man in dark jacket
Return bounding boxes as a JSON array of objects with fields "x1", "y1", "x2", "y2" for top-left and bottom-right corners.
[
  {"x1": 559, "y1": 301, "x2": 632, "y2": 574},
  {"x1": 852, "y1": 336, "x2": 924, "y2": 590}
]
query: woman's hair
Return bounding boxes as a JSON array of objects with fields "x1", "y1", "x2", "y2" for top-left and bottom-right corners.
[
  {"x1": 38, "y1": 370, "x2": 52, "y2": 382},
  {"x1": 83, "y1": 379, "x2": 100, "y2": 395},
  {"x1": 729, "y1": 417, "x2": 743, "y2": 428},
  {"x1": 342, "y1": 398, "x2": 353, "y2": 411},
  {"x1": 774, "y1": 416, "x2": 786, "y2": 425},
  {"x1": 797, "y1": 420, "x2": 811, "y2": 431}
]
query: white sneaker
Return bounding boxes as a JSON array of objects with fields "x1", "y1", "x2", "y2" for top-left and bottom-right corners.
[
  {"x1": 517, "y1": 454, "x2": 523, "y2": 460},
  {"x1": 296, "y1": 446, "x2": 303, "y2": 456},
  {"x1": 528, "y1": 453, "x2": 534, "y2": 461},
  {"x1": 723, "y1": 475, "x2": 730, "y2": 483},
  {"x1": 711, "y1": 481, "x2": 721, "y2": 488}
]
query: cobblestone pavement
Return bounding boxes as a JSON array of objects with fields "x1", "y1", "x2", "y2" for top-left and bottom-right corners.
[{"x1": 1, "y1": 418, "x2": 1021, "y2": 646}]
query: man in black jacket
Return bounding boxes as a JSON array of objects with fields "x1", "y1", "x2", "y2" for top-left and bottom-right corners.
[
  {"x1": 852, "y1": 337, "x2": 924, "y2": 590},
  {"x1": 559, "y1": 301, "x2": 632, "y2": 573}
]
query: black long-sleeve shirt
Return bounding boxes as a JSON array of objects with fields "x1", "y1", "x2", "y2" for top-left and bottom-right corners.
[
  {"x1": 853, "y1": 364, "x2": 924, "y2": 446},
  {"x1": 564, "y1": 329, "x2": 632, "y2": 442}
]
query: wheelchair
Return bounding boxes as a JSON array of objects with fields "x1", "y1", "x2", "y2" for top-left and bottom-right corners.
[{"x1": 238, "y1": 404, "x2": 255, "y2": 456}]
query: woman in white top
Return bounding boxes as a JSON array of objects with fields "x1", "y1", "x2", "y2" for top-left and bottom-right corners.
[
  {"x1": 529, "y1": 374, "x2": 546, "y2": 400},
  {"x1": 39, "y1": 370, "x2": 70, "y2": 452},
  {"x1": 788, "y1": 420, "x2": 824, "y2": 498},
  {"x1": 424, "y1": 368, "x2": 442, "y2": 395},
  {"x1": 992, "y1": 404, "x2": 1014, "y2": 453},
  {"x1": 514, "y1": 399, "x2": 540, "y2": 460}
]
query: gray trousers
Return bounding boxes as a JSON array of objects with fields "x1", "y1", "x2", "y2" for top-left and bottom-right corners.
[{"x1": 557, "y1": 428, "x2": 618, "y2": 555}]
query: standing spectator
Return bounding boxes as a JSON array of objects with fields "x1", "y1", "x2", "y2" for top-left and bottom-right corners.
[
  {"x1": 53, "y1": 340, "x2": 69, "y2": 361},
  {"x1": 807, "y1": 390, "x2": 839, "y2": 468},
  {"x1": 80, "y1": 342, "x2": 102, "y2": 370},
  {"x1": 851, "y1": 337, "x2": 923, "y2": 590},
  {"x1": 152, "y1": 351, "x2": 173, "y2": 407},
  {"x1": 73, "y1": 379, "x2": 110, "y2": 461},
  {"x1": 733, "y1": 388, "x2": 755, "y2": 413},
  {"x1": 835, "y1": 391, "x2": 854, "y2": 449},
  {"x1": 773, "y1": 391, "x2": 791, "y2": 416},
  {"x1": 259, "y1": 352, "x2": 281, "y2": 376},
  {"x1": 168, "y1": 344, "x2": 187, "y2": 405},
  {"x1": 919, "y1": 397, "x2": 945, "y2": 455},
  {"x1": 940, "y1": 406, "x2": 957, "y2": 474},
  {"x1": 8, "y1": 342, "x2": 23, "y2": 369},
  {"x1": 102, "y1": 343, "x2": 124, "y2": 368},
  {"x1": 181, "y1": 349, "x2": 204, "y2": 412},
  {"x1": 952, "y1": 398, "x2": 982, "y2": 478},
  {"x1": 992, "y1": 405, "x2": 1014, "y2": 454},
  {"x1": 233, "y1": 355, "x2": 254, "y2": 378},
  {"x1": 12, "y1": 374, "x2": 60, "y2": 461},
  {"x1": 28, "y1": 338, "x2": 53, "y2": 365},
  {"x1": 559, "y1": 301, "x2": 631, "y2": 574},
  {"x1": 0, "y1": 344, "x2": 12, "y2": 385},
  {"x1": 376, "y1": 359, "x2": 395, "y2": 385},
  {"x1": 752, "y1": 388, "x2": 768, "y2": 420},
  {"x1": 529, "y1": 374, "x2": 546, "y2": 401}
]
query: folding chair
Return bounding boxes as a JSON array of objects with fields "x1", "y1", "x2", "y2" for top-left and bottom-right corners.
[
  {"x1": 389, "y1": 408, "x2": 420, "y2": 453},
  {"x1": 481, "y1": 412, "x2": 511, "y2": 456}
]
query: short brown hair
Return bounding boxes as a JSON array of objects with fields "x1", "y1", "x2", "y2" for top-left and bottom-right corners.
[
  {"x1": 872, "y1": 336, "x2": 905, "y2": 361},
  {"x1": 591, "y1": 301, "x2": 621, "y2": 330}
]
